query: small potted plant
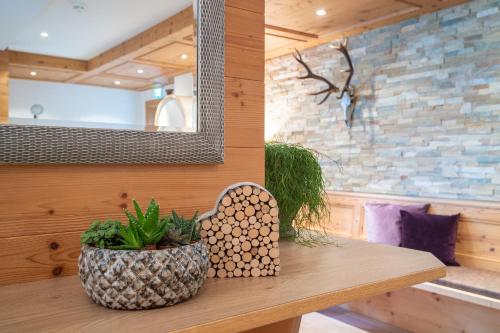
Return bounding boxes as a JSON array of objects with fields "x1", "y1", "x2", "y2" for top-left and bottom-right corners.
[{"x1": 78, "y1": 199, "x2": 209, "y2": 310}]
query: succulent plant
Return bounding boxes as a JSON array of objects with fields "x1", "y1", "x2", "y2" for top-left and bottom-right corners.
[
  {"x1": 159, "y1": 210, "x2": 200, "y2": 247},
  {"x1": 80, "y1": 220, "x2": 122, "y2": 248},
  {"x1": 80, "y1": 199, "x2": 200, "y2": 250},
  {"x1": 111, "y1": 199, "x2": 169, "y2": 250},
  {"x1": 112, "y1": 222, "x2": 144, "y2": 250}
]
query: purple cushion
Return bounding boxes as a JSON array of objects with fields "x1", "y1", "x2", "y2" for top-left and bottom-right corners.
[
  {"x1": 365, "y1": 203, "x2": 430, "y2": 246},
  {"x1": 400, "y1": 211, "x2": 460, "y2": 266}
]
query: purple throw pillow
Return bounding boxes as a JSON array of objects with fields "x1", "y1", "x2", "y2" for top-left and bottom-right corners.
[
  {"x1": 365, "y1": 203, "x2": 430, "y2": 246},
  {"x1": 400, "y1": 211, "x2": 460, "y2": 266}
]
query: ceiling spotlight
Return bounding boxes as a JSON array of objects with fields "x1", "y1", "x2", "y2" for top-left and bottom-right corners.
[
  {"x1": 114, "y1": 80, "x2": 121, "y2": 85},
  {"x1": 180, "y1": 53, "x2": 188, "y2": 60},
  {"x1": 136, "y1": 69, "x2": 144, "y2": 74},
  {"x1": 40, "y1": 31, "x2": 49, "y2": 38},
  {"x1": 30, "y1": 71, "x2": 37, "y2": 76},
  {"x1": 316, "y1": 9, "x2": 327, "y2": 16}
]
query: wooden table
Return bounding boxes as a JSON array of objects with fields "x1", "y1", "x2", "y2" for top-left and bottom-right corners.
[{"x1": 0, "y1": 239, "x2": 445, "y2": 333}]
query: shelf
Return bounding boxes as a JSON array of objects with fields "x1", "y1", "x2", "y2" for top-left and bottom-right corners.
[{"x1": 0, "y1": 238, "x2": 445, "y2": 333}]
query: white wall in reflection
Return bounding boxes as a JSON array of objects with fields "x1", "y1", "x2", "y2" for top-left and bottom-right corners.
[
  {"x1": 154, "y1": 72, "x2": 197, "y2": 132},
  {"x1": 9, "y1": 79, "x2": 144, "y2": 129}
]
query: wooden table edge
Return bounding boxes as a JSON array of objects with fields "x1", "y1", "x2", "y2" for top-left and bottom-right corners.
[{"x1": 171, "y1": 266, "x2": 446, "y2": 333}]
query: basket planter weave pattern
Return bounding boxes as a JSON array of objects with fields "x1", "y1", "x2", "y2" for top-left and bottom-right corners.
[{"x1": 78, "y1": 241, "x2": 209, "y2": 310}]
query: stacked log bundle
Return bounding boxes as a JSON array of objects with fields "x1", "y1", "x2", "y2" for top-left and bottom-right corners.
[{"x1": 199, "y1": 183, "x2": 280, "y2": 278}]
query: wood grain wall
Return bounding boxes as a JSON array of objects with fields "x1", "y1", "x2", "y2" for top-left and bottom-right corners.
[{"x1": 0, "y1": 0, "x2": 265, "y2": 286}]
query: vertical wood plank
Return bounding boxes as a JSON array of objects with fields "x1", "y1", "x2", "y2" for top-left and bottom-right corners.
[{"x1": 0, "y1": 51, "x2": 8, "y2": 124}]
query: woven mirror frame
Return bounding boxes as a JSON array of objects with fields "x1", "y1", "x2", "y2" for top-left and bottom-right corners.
[{"x1": 0, "y1": 0, "x2": 224, "y2": 164}]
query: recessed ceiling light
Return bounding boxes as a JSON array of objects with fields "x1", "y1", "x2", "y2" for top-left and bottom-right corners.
[
  {"x1": 316, "y1": 9, "x2": 327, "y2": 16},
  {"x1": 30, "y1": 71, "x2": 37, "y2": 76},
  {"x1": 40, "y1": 31, "x2": 49, "y2": 38},
  {"x1": 114, "y1": 80, "x2": 121, "y2": 85},
  {"x1": 180, "y1": 53, "x2": 188, "y2": 60},
  {"x1": 136, "y1": 69, "x2": 144, "y2": 74}
]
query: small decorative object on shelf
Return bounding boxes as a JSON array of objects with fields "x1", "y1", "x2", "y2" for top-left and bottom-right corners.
[
  {"x1": 78, "y1": 199, "x2": 209, "y2": 310},
  {"x1": 198, "y1": 183, "x2": 281, "y2": 278}
]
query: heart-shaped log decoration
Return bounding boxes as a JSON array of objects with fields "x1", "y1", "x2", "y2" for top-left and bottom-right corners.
[{"x1": 198, "y1": 182, "x2": 280, "y2": 278}]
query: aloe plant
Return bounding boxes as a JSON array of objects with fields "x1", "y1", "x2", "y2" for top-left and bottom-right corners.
[
  {"x1": 124, "y1": 199, "x2": 169, "y2": 246},
  {"x1": 112, "y1": 222, "x2": 144, "y2": 250}
]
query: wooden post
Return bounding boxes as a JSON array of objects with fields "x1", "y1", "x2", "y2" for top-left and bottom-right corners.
[{"x1": 0, "y1": 51, "x2": 8, "y2": 124}]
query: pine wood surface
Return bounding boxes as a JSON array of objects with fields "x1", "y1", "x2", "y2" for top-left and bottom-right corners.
[{"x1": 0, "y1": 239, "x2": 444, "y2": 333}]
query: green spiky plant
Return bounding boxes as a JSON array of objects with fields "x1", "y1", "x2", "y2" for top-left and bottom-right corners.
[
  {"x1": 80, "y1": 220, "x2": 123, "y2": 248},
  {"x1": 159, "y1": 210, "x2": 200, "y2": 247},
  {"x1": 125, "y1": 199, "x2": 169, "y2": 246},
  {"x1": 265, "y1": 142, "x2": 332, "y2": 245},
  {"x1": 116, "y1": 199, "x2": 169, "y2": 250}
]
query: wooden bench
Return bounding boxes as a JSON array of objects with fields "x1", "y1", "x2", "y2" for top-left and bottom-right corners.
[{"x1": 325, "y1": 191, "x2": 500, "y2": 333}]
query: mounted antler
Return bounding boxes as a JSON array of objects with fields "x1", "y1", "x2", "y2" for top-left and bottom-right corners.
[
  {"x1": 331, "y1": 39, "x2": 355, "y2": 100},
  {"x1": 293, "y1": 39, "x2": 357, "y2": 128},
  {"x1": 293, "y1": 49, "x2": 339, "y2": 105}
]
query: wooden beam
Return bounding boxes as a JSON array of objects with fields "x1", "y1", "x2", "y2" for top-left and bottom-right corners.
[
  {"x1": 68, "y1": 6, "x2": 194, "y2": 83},
  {"x1": 0, "y1": 51, "x2": 8, "y2": 123},
  {"x1": 7, "y1": 50, "x2": 87, "y2": 72},
  {"x1": 265, "y1": 24, "x2": 319, "y2": 42}
]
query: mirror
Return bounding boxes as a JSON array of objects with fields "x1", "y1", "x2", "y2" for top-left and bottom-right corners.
[{"x1": 1, "y1": 0, "x2": 198, "y2": 132}]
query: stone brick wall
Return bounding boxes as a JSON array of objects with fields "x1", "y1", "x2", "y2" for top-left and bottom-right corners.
[{"x1": 266, "y1": 0, "x2": 500, "y2": 201}]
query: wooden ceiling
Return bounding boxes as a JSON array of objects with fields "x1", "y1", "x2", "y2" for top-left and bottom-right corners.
[
  {"x1": 265, "y1": 0, "x2": 470, "y2": 59},
  {"x1": 5, "y1": 7, "x2": 195, "y2": 91},
  {"x1": 4, "y1": 1, "x2": 471, "y2": 88}
]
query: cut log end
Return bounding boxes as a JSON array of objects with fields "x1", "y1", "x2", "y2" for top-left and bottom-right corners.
[{"x1": 200, "y1": 184, "x2": 280, "y2": 279}]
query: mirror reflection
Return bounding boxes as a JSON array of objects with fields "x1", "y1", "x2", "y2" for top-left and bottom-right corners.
[{"x1": 0, "y1": 0, "x2": 198, "y2": 132}]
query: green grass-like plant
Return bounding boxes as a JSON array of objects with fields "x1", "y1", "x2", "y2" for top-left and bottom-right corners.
[{"x1": 265, "y1": 142, "x2": 331, "y2": 245}]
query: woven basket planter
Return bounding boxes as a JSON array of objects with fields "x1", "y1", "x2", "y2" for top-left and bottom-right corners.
[{"x1": 78, "y1": 241, "x2": 209, "y2": 310}]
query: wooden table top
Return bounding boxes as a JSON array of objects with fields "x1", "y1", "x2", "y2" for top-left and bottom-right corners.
[{"x1": 0, "y1": 238, "x2": 445, "y2": 333}]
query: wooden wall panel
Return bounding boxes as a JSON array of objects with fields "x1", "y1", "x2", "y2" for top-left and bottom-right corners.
[
  {"x1": 0, "y1": 1, "x2": 265, "y2": 286},
  {"x1": 0, "y1": 51, "x2": 8, "y2": 124},
  {"x1": 225, "y1": 78, "x2": 264, "y2": 148},
  {"x1": 225, "y1": 6, "x2": 265, "y2": 82},
  {"x1": 346, "y1": 287, "x2": 500, "y2": 333},
  {"x1": 226, "y1": 0, "x2": 264, "y2": 14},
  {"x1": 325, "y1": 192, "x2": 500, "y2": 272}
]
